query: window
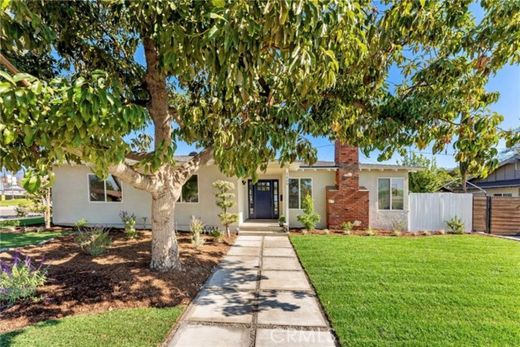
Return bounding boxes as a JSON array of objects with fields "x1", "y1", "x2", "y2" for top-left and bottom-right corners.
[
  {"x1": 494, "y1": 193, "x2": 513, "y2": 197},
  {"x1": 179, "y1": 175, "x2": 199, "y2": 203},
  {"x1": 378, "y1": 178, "x2": 404, "y2": 210},
  {"x1": 289, "y1": 178, "x2": 312, "y2": 209},
  {"x1": 88, "y1": 174, "x2": 122, "y2": 202}
]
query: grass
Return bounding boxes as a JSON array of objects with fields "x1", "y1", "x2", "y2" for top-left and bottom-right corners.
[
  {"x1": 0, "y1": 306, "x2": 184, "y2": 347},
  {"x1": 0, "y1": 198, "x2": 29, "y2": 207},
  {"x1": 291, "y1": 235, "x2": 520, "y2": 346},
  {"x1": 0, "y1": 230, "x2": 65, "y2": 249}
]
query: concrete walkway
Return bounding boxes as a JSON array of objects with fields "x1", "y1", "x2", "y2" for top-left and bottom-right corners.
[{"x1": 167, "y1": 234, "x2": 336, "y2": 347}]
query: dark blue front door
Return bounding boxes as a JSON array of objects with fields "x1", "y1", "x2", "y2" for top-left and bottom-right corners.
[{"x1": 248, "y1": 180, "x2": 279, "y2": 219}]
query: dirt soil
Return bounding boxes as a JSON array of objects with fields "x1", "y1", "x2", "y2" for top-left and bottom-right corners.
[{"x1": 0, "y1": 230, "x2": 234, "y2": 333}]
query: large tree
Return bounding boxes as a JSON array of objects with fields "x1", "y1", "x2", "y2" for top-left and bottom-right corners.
[{"x1": 1, "y1": 0, "x2": 518, "y2": 271}]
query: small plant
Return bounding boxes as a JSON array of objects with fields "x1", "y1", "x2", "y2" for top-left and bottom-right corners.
[
  {"x1": 341, "y1": 221, "x2": 353, "y2": 235},
  {"x1": 213, "y1": 180, "x2": 239, "y2": 237},
  {"x1": 392, "y1": 230, "x2": 401, "y2": 237},
  {"x1": 364, "y1": 227, "x2": 375, "y2": 236},
  {"x1": 190, "y1": 217, "x2": 205, "y2": 248},
  {"x1": 391, "y1": 218, "x2": 406, "y2": 233},
  {"x1": 0, "y1": 253, "x2": 47, "y2": 305},
  {"x1": 15, "y1": 200, "x2": 32, "y2": 217},
  {"x1": 297, "y1": 194, "x2": 320, "y2": 231},
  {"x1": 141, "y1": 217, "x2": 148, "y2": 229},
  {"x1": 74, "y1": 218, "x2": 88, "y2": 232},
  {"x1": 0, "y1": 219, "x2": 20, "y2": 231},
  {"x1": 75, "y1": 228, "x2": 112, "y2": 256},
  {"x1": 446, "y1": 216, "x2": 465, "y2": 234},
  {"x1": 211, "y1": 229, "x2": 224, "y2": 243},
  {"x1": 120, "y1": 211, "x2": 138, "y2": 239},
  {"x1": 278, "y1": 215, "x2": 286, "y2": 227}
]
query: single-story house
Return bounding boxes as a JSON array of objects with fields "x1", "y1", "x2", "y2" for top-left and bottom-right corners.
[
  {"x1": 442, "y1": 154, "x2": 520, "y2": 197},
  {"x1": 51, "y1": 143, "x2": 419, "y2": 230},
  {"x1": 468, "y1": 154, "x2": 520, "y2": 197}
]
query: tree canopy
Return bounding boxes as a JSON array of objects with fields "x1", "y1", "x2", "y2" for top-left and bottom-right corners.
[
  {"x1": 399, "y1": 152, "x2": 456, "y2": 192},
  {"x1": 1, "y1": 0, "x2": 518, "y2": 186}
]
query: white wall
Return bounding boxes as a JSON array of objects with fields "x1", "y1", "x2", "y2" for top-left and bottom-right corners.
[
  {"x1": 409, "y1": 193, "x2": 473, "y2": 232},
  {"x1": 287, "y1": 169, "x2": 335, "y2": 229},
  {"x1": 359, "y1": 170, "x2": 410, "y2": 230},
  {"x1": 52, "y1": 165, "x2": 240, "y2": 230}
]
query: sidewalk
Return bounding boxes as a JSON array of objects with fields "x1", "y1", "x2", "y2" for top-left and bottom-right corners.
[{"x1": 166, "y1": 234, "x2": 336, "y2": 347}]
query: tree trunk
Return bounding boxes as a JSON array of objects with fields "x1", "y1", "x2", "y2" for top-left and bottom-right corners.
[
  {"x1": 44, "y1": 188, "x2": 51, "y2": 229},
  {"x1": 150, "y1": 187, "x2": 182, "y2": 271}
]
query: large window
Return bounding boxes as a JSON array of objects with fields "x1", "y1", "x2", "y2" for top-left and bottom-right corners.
[
  {"x1": 378, "y1": 178, "x2": 404, "y2": 210},
  {"x1": 289, "y1": 178, "x2": 312, "y2": 209},
  {"x1": 179, "y1": 175, "x2": 199, "y2": 203},
  {"x1": 88, "y1": 174, "x2": 122, "y2": 202}
]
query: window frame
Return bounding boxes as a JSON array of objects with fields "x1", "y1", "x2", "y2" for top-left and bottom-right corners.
[
  {"x1": 288, "y1": 177, "x2": 313, "y2": 210},
  {"x1": 377, "y1": 177, "x2": 405, "y2": 211},
  {"x1": 177, "y1": 174, "x2": 200, "y2": 204},
  {"x1": 87, "y1": 173, "x2": 123, "y2": 203},
  {"x1": 493, "y1": 193, "x2": 513, "y2": 197}
]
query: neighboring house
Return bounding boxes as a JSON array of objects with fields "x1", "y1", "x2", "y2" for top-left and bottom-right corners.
[
  {"x1": 461, "y1": 154, "x2": 520, "y2": 197},
  {"x1": 51, "y1": 143, "x2": 419, "y2": 230}
]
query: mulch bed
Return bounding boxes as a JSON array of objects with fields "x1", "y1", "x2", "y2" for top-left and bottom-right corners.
[{"x1": 0, "y1": 230, "x2": 234, "y2": 333}]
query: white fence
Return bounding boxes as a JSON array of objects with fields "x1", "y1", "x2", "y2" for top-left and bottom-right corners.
[{"x1": 409, "y1": 193, "x2": 473, "y2": 232}]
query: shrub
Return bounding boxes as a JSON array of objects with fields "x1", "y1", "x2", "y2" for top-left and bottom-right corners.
[
  {"x1": 0, "y1": 219, "x2": 20, "y2": 230},
  {"x1": 120, "y1": 211, "x2": 138, "y2": 239},
  {"x1": 75, "y1": 228, "x2": 112, "y2": 256},
  {"x1": 278, "y1": 215, "x2": 286, "y2": 226},
  {"x1": 213, "y1": 180, "x2": 239, "y2": 237},
  {"x1": 211, "y1": 229, "x2": 224, "y2": 243},
  {"x1": 341, "y1": 221, "x2": 353, "y2": 235},
  {"x1": 74, "y1": 218, "x2": 88, "y2": 232},
  {"x1": 0, "y1": 253, "x2": 46, "y2": 305},
  {"x1": 297, "y1": 194, "x2": 320, "y2": 231},
  {"x1": 364, "y1": 227, "x2": 375, "y2": 236},
  {"x1": 446, "y1": 216, "x2": 465, "y2": 234},
  {"x1": 190, "y1": 217, "x2": 205, "y2": 248},
  {"x1": 15, "y1": 200, "x2": 32, "y2": 217}
]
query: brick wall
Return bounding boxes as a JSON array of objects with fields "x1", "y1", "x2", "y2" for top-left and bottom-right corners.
[{"x1": 326, "y1": 142, "x2": 369, "y2": 229}]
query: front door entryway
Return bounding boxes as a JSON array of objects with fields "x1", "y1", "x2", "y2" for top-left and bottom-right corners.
[{"x1": 248, "y1": 179, "x2": 279, "y2": 219}]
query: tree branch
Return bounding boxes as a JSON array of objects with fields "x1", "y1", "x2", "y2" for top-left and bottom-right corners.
[
  {"x1": 0, "y1": 53, "x2": 30, "y2": 87},
  {"x1": 66, "y1": 147, "x2": 161, "y2": 193},
  {"x1": 172, "y1": 147, "x2": 213, "y2": 186},
  {"x1": 143, "y1": 37, "x2": 171, "y2": 152}
]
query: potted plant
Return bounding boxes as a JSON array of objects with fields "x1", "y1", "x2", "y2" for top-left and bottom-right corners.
[{"x1": 278, "y1": 215, "x2": 286, "y2": 227}]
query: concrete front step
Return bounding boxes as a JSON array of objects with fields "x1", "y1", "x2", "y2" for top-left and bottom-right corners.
[{"x1": 239, "y1": 230, "x2": 287, "y2": 236}]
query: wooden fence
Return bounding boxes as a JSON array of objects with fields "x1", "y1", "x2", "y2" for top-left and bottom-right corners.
[{"x1": 473, "y1": 196, "x2": 520, "y2": 235}]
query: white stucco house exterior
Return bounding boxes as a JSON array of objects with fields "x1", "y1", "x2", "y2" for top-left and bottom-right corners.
[{"x1": 51, "y1": 143, "x2": 418, "y2": 231}]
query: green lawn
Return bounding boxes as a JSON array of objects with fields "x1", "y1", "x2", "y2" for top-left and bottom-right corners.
[
  {"x1": 291, "y1": 235, "x2": 520, "y2": 346},
  {"x1": 0, "y1": 231, "x2": 64, "y2": 249},
  {"x1": 0, "y1": 198, "x2": 29, "y2": 207},
  {"x1": 0, "y1": 307, "x2": 184, "y2": 347}
]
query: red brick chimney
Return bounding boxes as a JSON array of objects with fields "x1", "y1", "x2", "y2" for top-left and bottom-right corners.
[{"x1": 326, "y1": 142, "x2": 369, "y2": 229}]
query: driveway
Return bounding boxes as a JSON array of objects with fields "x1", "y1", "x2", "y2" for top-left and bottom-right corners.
[{"x1": 166, "y1": 234, "x2": 336, "y2": 347}]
